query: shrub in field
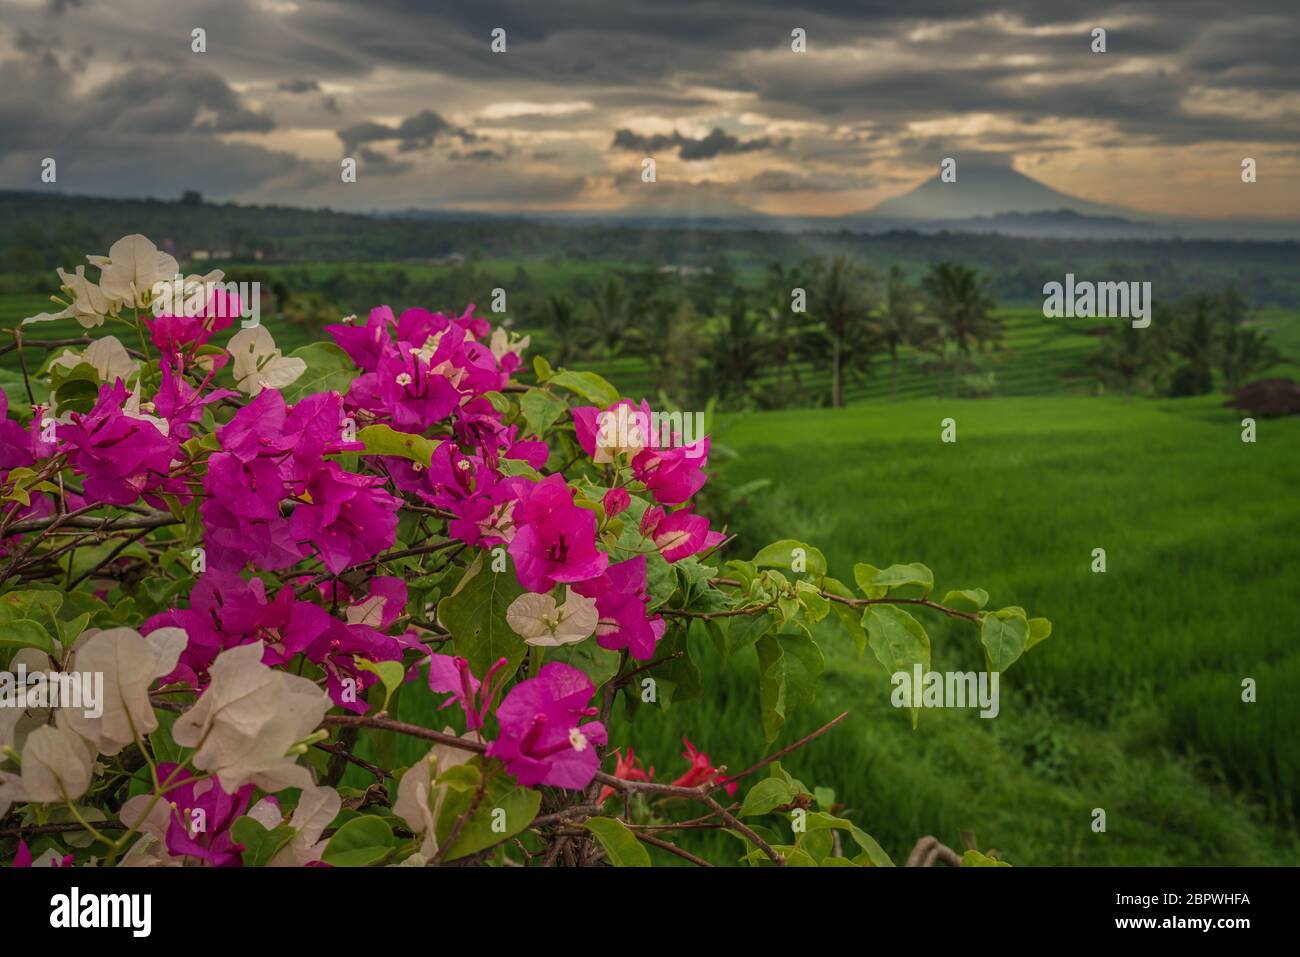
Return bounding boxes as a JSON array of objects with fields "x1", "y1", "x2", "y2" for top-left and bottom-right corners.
[{"x1": 0, "y1": 235, "x2": 1050, "y2": 867}]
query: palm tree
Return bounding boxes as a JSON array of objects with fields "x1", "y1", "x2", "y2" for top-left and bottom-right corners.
[
  {"x1": 873, "y1": 266, "x2": 925, "y2": 401},
  {"x1": 1221, "y1": 325, "x2": 1284, "y2": 392},
  {"x1": 706, "y1": 292, "x2": 770, "y2": 403},
  {"x1": 534, "y1": 295, "x2": 590, "y2": 367},
  {"x1": 761, "y1": 262, "x2": 807, "y2": 404},
  {"x1": 807, "y1": 256, "x2": 876, "y2": 408},
  {"x1": 588, "y1": 275, "x2": 631, "y2": 358},
  {"x1": 1169, "y1": 295, "x2": 1221, "y2": 377},
  {"x1": 1087, "y1": 323, "x2": 1165, "y2": 397},
  {"x1": 922, "y1": 263, "x2": 998, "y2": 397}
]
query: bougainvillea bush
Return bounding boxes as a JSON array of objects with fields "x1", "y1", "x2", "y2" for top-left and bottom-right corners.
[{"x1": 0, "y1": 235, "x2": 1050, "y2": 868}]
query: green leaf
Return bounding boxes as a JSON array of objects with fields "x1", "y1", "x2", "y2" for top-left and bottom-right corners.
[
  {"x1": 547, "y1": 639, "x2": 621, "y2": 689},
  {"x1": 795, "y1": 580, "x2": 830, "y2": 623},
  {"x1": 822, "y1": 577, "x2": 866, "y2": 654},
  {"x1": 0, "y1": 589, "x2": 62, "y2": 627},
  {"x1": 498, "y1": 457, "x2": 544, "y2": 480},
  {"x1": 51, "y1": 365, "x2": 101, "y2": 415},
  {"x1": 739, "y1": 777, "x2": 797, "y2": 817},
  {"x1": 981, "y1": 608, "x2": 1029, "y2": 672},
  {"x1": 726, "y1": 611, "x2": 773, "y2": 655},
  {"x1": 1026, "y1": 617, "x2": 1052, "y2": 651},
  {"x1": 653, "y1": 627, "x2": 702, "y2": 707},
  {"x1": 851, "y1": 563, "x2": 888, "y2": 599},
  {"x1": 863, "y1": 605, "x2": 930, "y2": 728},
  {"x1": 355, "y1": 659, "x2": 405, "y2": 712},
  {"x1": 753, "y1": 539, "x2": 827, "y2": 578},
  {"x1": 321, "y1": 815, "x2": 396, "y2": 867},
  {"x1": 754, "y1": 630, "x2": 824, "y2": 743},
  {"x1": 280, "y1": 342, "x2": 357, "y2": 402},
  {"x1": 582, "y1": 817, "x2": 651, "y2": 867},
  {"x1": 520, "y1": 388, "x2": 568, "y2": 437},
  {"x1": 549, "y1": 369, "x2": 619, "y2": 407},
  {"x1": 232, "y1": 816, "x2": 297, "y2": 868},
  {"x1": 532, "y1": 355, "x2": 553, "y2": 382},
  {"x1": 59, "y1": 539, "x2": 150, "y2": 585},
  {"x1": 942, "y1": 588, "x2": 990, "y2": 611},
  {"x1": 437, "y1": 554, "x2": 527, "y2": 676},
  {"x1": 0, "y1": 619, "x2": 56, "y2": 655},
  {"x1": 801, "y1": 812, "x2": 895, "y2": 867},
  {"x1": 434, "y1": 760, "x2": 542, "y2": 861},
  {"x1": 871, "y1": 563, "x2": 934, "y2": 596},
  {"x1": 357, "y1": 424, "x2": 438, "y2": 467},
  {"x1": 962, "y1": 849, "x2": 1011, "y2": 867}
]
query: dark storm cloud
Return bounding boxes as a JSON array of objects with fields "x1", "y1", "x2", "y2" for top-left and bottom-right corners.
[
  {"x1": 337, "y1": 109, "x2": 476, "y2": 154},
  {"x1": 611, "y1": 127, "x2": 778, "y2": 160},
  {"x1": 0, "y1": 44, "x2": 306, "y2": 199},
  {"x1": 277, "y1": 77, "x2": 321, "y2": 93},
  {"x1": 356, "y1": 146, "x2": 412, "y2": 175}
]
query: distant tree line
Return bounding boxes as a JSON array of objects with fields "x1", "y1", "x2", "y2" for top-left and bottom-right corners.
[{"x1": 1087, "y1": 288, "x2": 1287, "y2": 398}]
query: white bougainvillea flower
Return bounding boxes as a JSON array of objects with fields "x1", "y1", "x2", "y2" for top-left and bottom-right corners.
[
  {"x1": 91, "y1": 234, "x2": 179, "y2": 309},
  {"x1": 48, "y1": 335, "x2": 140, "y2": 387},
  {"x1": 393, "y1": 734, "x2": 474, "y2": 859},
  {"x1": 0, "y1": 709, "x2": 22, "y2": 820},
  {"x1": 0, "y1": 717, "x2": 95, "y2": 806},
  {"x1": 122, "y1": 384, "x2": 171, "y2": 437},
  {"x1": 24, "y1": 266, "x2": 114, "y2": 328},
  {"x1": 171, "y1": 643, "x2": 330, "y2": 793},
  {"x1": 267, "y1": 782, "x2": 342, "y2": 867},
  {"x1": 228, "y1": 326, "x2": 306, "y2": 396},
  {"x1": 489, "y1": 327, "x2": 530, "y2": 362},
  {"x1": 62, "y1": 626, "x2": 187, "y2": 755},
  {"x1": 116, "y1": 791, "x2": 180, "y2": 867},
  {"x1": 506, "y1": 588, "x2": 598, "y2": 646}
]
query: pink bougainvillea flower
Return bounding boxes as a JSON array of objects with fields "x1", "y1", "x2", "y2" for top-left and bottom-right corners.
[
  {"x1": 201, "y1": 498, "x2": 301, "y2": 572},
  {"x1": 0, "y1": 390, "x2": 57, "y2": 530},
  {"x1": 571, "y1": 398, "x2": 654, "y2": 464},
  {"x1": 290, "y1": 461, "x2": 400, "y2": 574},
  {"x1": 597, "y1": 746, "x2": 655, "y2": 803},
  {"x1": 427, "y1": 653, "x2": 509, "y2": 730},
  {"x1": 373, "y1": 348, "x2": 462, "y2": 431},
  {"x1": 60, "y1": 379, "x2": 177, "y2": 506},
  {"x1": 0, "y1": 388, "x2": 50, "y2": 469},
  {"x1": 632, "y1": 436, "x2": 710, "y2": 505},
  {"x1": 206, "y1": 449, "x2": 286, "y2": 521},
  {"x1": 11, "y1": 839, "x2": 32, "y2": 867},
  {"x1": 602, "y1": 487, "x2": 630, "y2": 517},
  {"x1": 508, "y1": 474, "x2": 608, "y2": 592},
  {"x1": 153, "y1": 362, "x2": 235, "y2": 440},
  {"x1": 488, "y1": 662, "x2": 607, "y2": 789},
  {"x1": 573, "y1": 555, "x2": 665, "y2": 660},
  {"x1": 9, "y1": 839, "x2": 74, "y2": 868},
  {"x1": 144, "y1": 570, "x2": 334, "y2": 686},
  {"x1": 144, "y1": 313, "x2": 206, "y2": 365},
  {"x1": 161, "y1": 763, "x2": 255, "y2": 867},
  {"x1": 640, "y1": 506, "x2": 725, "y2": 563},
  {"x1": 327, "y1": 306, "x2": 397, "y2": 373},
  {"x1": 282, "y1": 391, "x2": 364, "y2": 476},
  {"x1": 304, "y1": 617, "x2": 405, "y2": 713},
  {"x1": 670, "y1": 737, "x2": 736, "y2": 794}
]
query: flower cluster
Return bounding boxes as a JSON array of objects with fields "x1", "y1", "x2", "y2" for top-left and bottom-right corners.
[
  {"x1": 3, "y1": 234, "x2": 1043, "y2": 869},
  {"x1": 0, "y1": 235, "x2": 740, "y2": 868}
]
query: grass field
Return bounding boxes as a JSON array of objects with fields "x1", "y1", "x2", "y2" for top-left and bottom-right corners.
[{"x1": 600, "y1": 395, "x2": 1300, "y2": 865}]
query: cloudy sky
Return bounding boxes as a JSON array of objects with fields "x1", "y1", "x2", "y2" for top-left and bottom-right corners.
[{"x1": 1, "y1": 0, "x2": 1297, "y2": 220}]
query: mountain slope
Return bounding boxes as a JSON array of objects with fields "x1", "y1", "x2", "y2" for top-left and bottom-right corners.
[{"x1": 864, "y1": 163, "x2": 1126, "y2": 220}]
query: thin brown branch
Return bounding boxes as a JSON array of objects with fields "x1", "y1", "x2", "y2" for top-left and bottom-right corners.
[{"x1": 634, "y1": 831, "x2": 713, "y2": 867}]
